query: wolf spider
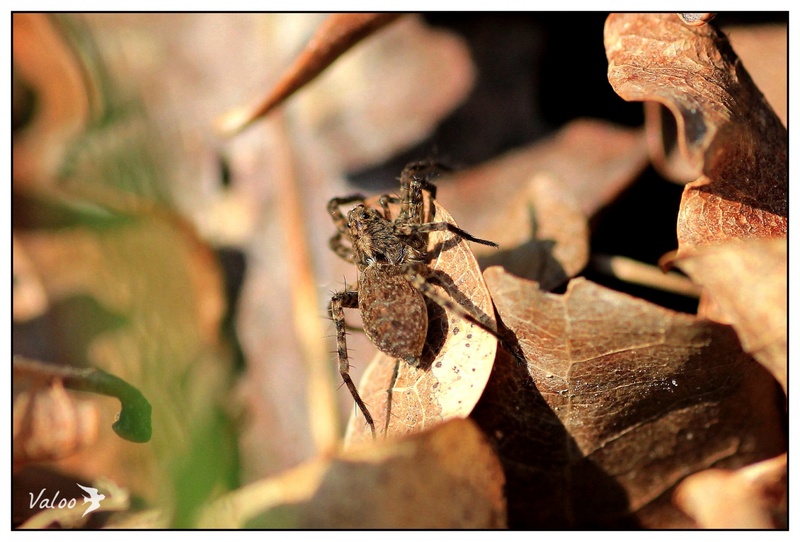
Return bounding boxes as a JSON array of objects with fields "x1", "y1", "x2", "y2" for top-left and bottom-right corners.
[{"x1": 327, "y1": 161, "x2": 501, "y2": 438}]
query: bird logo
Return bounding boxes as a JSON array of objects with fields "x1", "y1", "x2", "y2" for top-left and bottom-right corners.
[{"x1": 76, "y1": 484, "x2": 105, "y2": 517}]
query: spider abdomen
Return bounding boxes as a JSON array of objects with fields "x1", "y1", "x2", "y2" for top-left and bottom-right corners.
[{"x1": 358, "y1": 265, "x2": 428, "y2": 367}]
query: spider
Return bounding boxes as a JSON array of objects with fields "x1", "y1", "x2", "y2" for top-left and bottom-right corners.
[{"x1": 327, "y1": 161, "x2": 500, "y2": 438}]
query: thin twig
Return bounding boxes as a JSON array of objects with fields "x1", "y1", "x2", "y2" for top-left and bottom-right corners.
[
  {"x1": 217, "y1": 13, "x2": 402, "y2": 135},
  {"x1": 590, "y1": 254, "x2": 702, "y2": 298},
  {"x1": 14, "y1": 356, "x2": 152, "y2": 443}
]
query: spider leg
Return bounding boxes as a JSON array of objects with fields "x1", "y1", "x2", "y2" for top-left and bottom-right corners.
[
  {"x1": 402, "y1": 263, "x2": 500, "y2": 339},
  {"x1": 329, "y1": 290, "x2": 376, "y2": 439},
  {"x1": 328, "y1": 194, "x2": 367, "y2": 234},
  {"x1": 398, "y1": 160, "x2": 444, "y2": 223},
  {"x1": 328, "y1": 194, "x2": 366, "y2": 263},
  {"x1": 397, "y1": 221, "x2": 499, "y2": 248},
  {"x1": 377, "y1": 193, "x2": 401, "y2": 220},
  {"x1": 329, "y1": 232, "x2": 355, "y2": 263},
  {"x1": 403, "y1": 262, "x2": 527, "y2": 365}
]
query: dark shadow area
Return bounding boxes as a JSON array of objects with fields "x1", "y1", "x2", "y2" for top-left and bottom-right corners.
[
  {"x1": 470, "y1": 347, "x2": 637, "y2": 528},
  {"x1": 588, "y1": 166, "x2": 699, "y2": 314},
  {"x1": 214, "y1": 246, "x2": 247, "y2": 372},
  {"x1": 474, "y1": 196, "x2": 570, "y2": 292},
  {"x1": 471, "y1": 311, "x2": 786, "y2": 528},
  {"x1": 419, "y1": 294, "x2": 448, "y2": 372},
  {"x1": 348, "y1": 13, "x2": 643, "y2": 191}
]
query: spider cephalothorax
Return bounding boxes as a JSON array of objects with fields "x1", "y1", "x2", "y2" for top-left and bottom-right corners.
[{"x1": 327, "y1": 161, "x2": 499, "y2": 438}]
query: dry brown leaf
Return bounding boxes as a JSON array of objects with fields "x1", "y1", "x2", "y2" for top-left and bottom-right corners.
[
  {"x1": 673, "y1": 453, "x2": 787, "y2": 529},
  {"x1": 12, "y1": 13, "x2": 93, "y2": 188},
  {"x1": 13, "y1": 380, "x2": 99, "y2": 469},
  {"x1": 449, "y1": 170, "x2": 588, "y2": 291},
  {"x1": 672, "y1": 238, "x2": 786, "y2": 393},
  {"x1": 642, "y1": 22, "x2": 787, "y2": 184},
  {"x1": 605, "y1": 13, "x2": 787, "y2": 253},
  {"x1": 344, "y1": 198, "x2": 497, "y2": 445},
  {"x1": 436, "y1": 119, "x2": 647, "y2": 288},
  {"x1": 677, "y1": 13, "x2": 716, "y2": 26},
  {"x1": 473, "y1": 267, "x2": 786, "y2": 528},
  {"x1": 440, "y1": 119, "x2": 648, "y2": 219},
  {"x1": 201, "y1": 418, "x2": 505, "y2": 528}
]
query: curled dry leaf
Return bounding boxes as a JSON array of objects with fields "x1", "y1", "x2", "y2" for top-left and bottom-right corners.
[
  {"x1": 473, "y1": 267, "x2": 786, "y2": 528},
  {"x1": 672, "y1": 238, "x2": 786, "y2": 393},
  {"x1": 12, "y1": 13, "x2": 93, "y2": 187},
  {"x1": 13, "y1": 379, "x2": 99, "y2": 468},
  {"x1": 436, "y1": 119, "x2": 648, "y2": 289},
  {"x1": 673, "y1": 453, "x2": 787, "y2": 529},
  {"x1": 645, "y1": 17, "x2": 788, "y2": 182},
  {"x1": 677, "y1": 13, "x2": 716, "y2": 27},
  {"x1": 344, "y1": 198, "x2": 497, "y2": 445},
  {"x1": 605, "y1": 13, "x2": 787, "y2": 253},
  {"x1": 201, "y1": 418, "x2": 506, "y2": 529}
]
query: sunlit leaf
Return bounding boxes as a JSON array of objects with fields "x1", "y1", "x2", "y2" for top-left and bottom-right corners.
[
  {"x1": 344, "y1": 197, "x2": 497, "y2": 445},
  {"x1": 605, "y1": 13, "x2": 787, "y2": 253},
  {"x1": 473, "y1": 267, "x2": 786, "y2": 528}
]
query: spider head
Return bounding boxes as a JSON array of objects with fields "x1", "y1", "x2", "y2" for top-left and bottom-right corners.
[
  {"x1": 346, "y1": 204, "x2": 384, "y2": 239},
  {"x1": 346, "y1": 203, "x2": 409, "y2": 266}
]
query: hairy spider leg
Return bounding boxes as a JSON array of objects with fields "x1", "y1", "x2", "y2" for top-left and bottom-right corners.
[
  {"x1": 329, "y1": 233, "x2": 355, "y2": 263},
  {"x1": 397, "y1": 161, "x2": 442, "y2": 223},
  {"x1": 396, "y1": 221, "x2": 499, "y2": 248},
  {"x1": 401, "y1": 262, "x2": 500, "y2": 339},
  {"x1": 329, "y1": 289, "x2": 376, "y2": 439},
  {"x1": 403, "y1": 260, "x2": 528, "y2": 366},
  {"x1": 381, "y1": 160, "x2": 447, "y2": 222},
  {"x1": 377, "y1": 193, "x2": 400, "y2": 220},
  {"x1": 328, "y1": 194, "x2": 368, "y2": 231},
  {"x1": 328, "y1": 194, "x2": 367, "y2": 263}
]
